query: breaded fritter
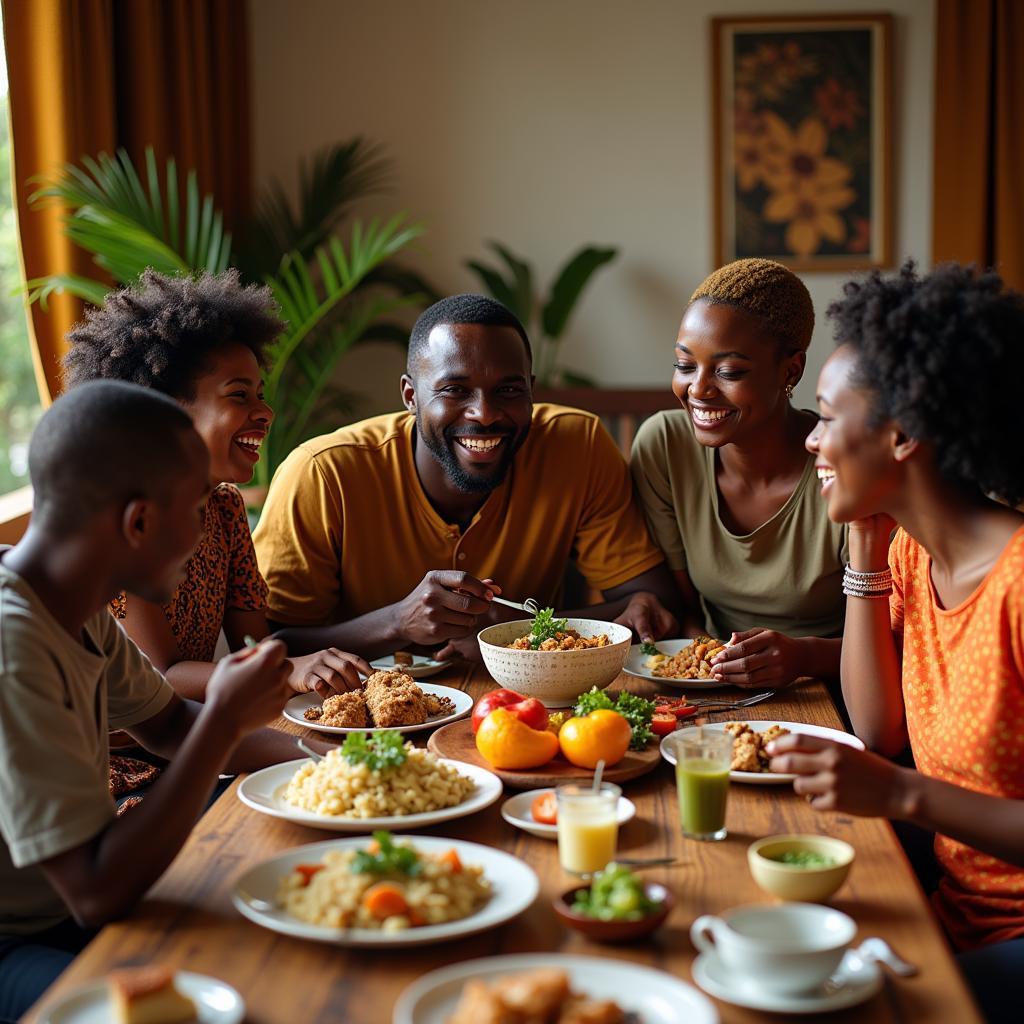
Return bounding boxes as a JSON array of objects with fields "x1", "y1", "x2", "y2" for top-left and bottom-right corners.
[{"x1": 310, "y1": 691, "x2": 368, "y2": 728}]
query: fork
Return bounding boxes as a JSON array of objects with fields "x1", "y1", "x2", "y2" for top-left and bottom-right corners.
[
  {"x1": 490, "y1": 596, "x2": 540, "y2": 615},
  {"x1": 683, "y1": 692, "x2": 774, "y2": 712},
  {"x1": 683, "y1": 691, "x2": 772, "y2": 707}
]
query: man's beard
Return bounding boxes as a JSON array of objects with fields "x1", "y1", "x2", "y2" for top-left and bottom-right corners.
[{"x1": 417, "y1": 416, "x2": 530, "y2": 494}]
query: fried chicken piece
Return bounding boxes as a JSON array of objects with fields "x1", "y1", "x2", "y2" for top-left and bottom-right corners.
[
  {"x1": 731, "y1": 736, "x2": 763, "y2": 772},
  {"x1": 318, "y1": 691, "x2": 368, "y2": 728},
  {"x1": 493, "y1": 969, "x2": 572, "y2": 1018},
  {"x1": 762, "y1": 724, "x2": 790, "y2": 746},
  {"x1": 723, "y1": 722, "x2": 752, "y2": 739},
  {"x1": 364, "y1": 670, "x2": 429, "y2": 727},
  {"x1": 422, "y1": 692, "x2": 456, "y2": 717},
  {"x1": 445, "y1": 980, "x2": 518, "y2": 1024}
]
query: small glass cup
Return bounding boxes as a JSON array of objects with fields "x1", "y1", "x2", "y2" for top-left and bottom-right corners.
[
  {"x1": 668, "y1": 728, "x2": 732, "y2": 841},
  {"x1": 556, "y1": 781, "x2": 621, "y2": 878}
]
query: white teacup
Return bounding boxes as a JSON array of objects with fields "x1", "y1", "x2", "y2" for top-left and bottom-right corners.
[{"x1": 690, "y1": 902, "x2": 857, "y2": 996}]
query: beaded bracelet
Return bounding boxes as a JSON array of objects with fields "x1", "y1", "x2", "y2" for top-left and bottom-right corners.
[{"x1": 843, "y1": 564, "x2": 893, "y2": 599}]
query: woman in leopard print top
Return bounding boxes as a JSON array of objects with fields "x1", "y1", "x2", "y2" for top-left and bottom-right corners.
[{"x1": 65, "y1": 270, "x2": 370, "y2": 701}]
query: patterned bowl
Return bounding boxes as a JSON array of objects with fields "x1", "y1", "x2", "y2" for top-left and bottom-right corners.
[{"x1": 477, "y1": 618, "x2": 632, "y2": 707}]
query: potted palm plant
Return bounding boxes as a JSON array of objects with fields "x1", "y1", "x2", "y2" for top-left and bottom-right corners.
[{"x1": 26, "y1": 141, "x2": 433, "y2": 491}]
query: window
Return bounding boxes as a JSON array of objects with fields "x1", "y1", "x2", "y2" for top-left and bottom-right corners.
[{"x1": 0, "y1": 8, "x2": 43, "y2": 495}]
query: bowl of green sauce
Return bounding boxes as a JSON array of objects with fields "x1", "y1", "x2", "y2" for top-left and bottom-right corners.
[{"x1": 747, "y1": 834, "x2": 854, "y2": 903}]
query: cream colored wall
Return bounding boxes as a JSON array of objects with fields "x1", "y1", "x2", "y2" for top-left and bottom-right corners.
[{"x1": 250, "y1": 0, "x2": 935, "y2": 415}]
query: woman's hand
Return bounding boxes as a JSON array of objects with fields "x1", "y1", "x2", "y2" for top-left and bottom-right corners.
[
  {"x1": 767, "y1": 733, "x2": 910, "y2": 818},
  {"x1": 289, "y1": 649, "x2": 372, "y2": 699},
  {"x1": 708, "y1": 629, "x2": 807, "y2": 688}
]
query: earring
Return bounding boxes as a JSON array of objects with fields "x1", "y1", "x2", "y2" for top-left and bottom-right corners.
[{"x1": 784, "y1": 383, "x2": 794, "y2": 399}]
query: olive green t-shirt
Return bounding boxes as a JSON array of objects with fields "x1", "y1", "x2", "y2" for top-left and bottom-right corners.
[{"x1": 630, "y1": 410, "x2": 848, "y2": 639}]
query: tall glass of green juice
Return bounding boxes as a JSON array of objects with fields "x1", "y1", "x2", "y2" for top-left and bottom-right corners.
[{"x1": 669, "y1": 729, "x2": 732, "y2": 841}]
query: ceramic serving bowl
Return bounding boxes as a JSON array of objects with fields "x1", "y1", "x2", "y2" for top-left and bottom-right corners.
[
  {"x1": 553, "y1": 882, "x2": 673, "y2": 943},
  {"x1": 747, "y1": 834, "x2": 855, "y2": 902},
  {"x1": 477, "y1": 619, "x2": 632, "y2": 707}
]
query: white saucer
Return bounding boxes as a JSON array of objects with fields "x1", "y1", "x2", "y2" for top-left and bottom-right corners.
[
  {"x1": 501, "y1": 788, "x2": 636, "y2": 840},
  {"x1": 691, "y1": 949, "x2": 882, "y2": 1014}
]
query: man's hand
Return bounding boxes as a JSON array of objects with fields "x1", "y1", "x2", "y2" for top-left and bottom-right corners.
[
  {"x1": 394, "y1": 571, "x2": 496, "y2": 645},
  {"x1": 767, "y1": 733, "x2": 909, "y2": 818},
  {"x1": 289, "y1": 649, "x2": 372, "y2": 699},
  {"x1": 709, "y1": 629, "x2": 808, "y2": 688},
  {"x1": 204, "y1": 639, "x2": 292, "y2": 738},
  {"x1": 614, "y1": 591, "x2": 678, "y2": 644}
]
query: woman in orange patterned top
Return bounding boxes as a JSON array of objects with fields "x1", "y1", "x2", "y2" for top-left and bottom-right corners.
[
  {"x1": 766, "y1": 262, "x2": 1024, "y2": 1021},
  {"x1": 63, "y1": 270, "x2": 370, "y2": 700}
]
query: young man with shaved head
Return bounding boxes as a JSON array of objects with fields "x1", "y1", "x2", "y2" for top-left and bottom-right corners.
[
  {"x1": 254, "y1": 294, "x2": 681, "y2": 659},
  {"x1": 0, "y1": 381, "x2": 328, "y2": 1018}
]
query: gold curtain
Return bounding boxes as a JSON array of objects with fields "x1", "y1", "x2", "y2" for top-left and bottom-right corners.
[
  {"x1": 2, "y1": 0, "x2": 252, "y2": 404},
  {"x1": 932, "y1": 0, "x2": 1024, "y2": 289}
]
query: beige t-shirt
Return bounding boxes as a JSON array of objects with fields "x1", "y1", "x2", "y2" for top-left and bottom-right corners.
[
  {"x1": 0, "y1": 556, "x2": 174, "y2": 935},
  {"x1": 631, "y1": 410, "x2": 848, "y2": 639}
]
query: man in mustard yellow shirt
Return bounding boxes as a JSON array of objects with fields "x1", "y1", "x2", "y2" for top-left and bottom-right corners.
[{"x1": 253, "y1": 294, "x2": 680, "y2": 659}]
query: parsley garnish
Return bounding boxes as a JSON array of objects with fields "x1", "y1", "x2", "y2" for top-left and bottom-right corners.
[
  {"x1": 574, "y1": 687, "x2": 656, "y2": 750},
  {"x1": 528, "y1": 607, "x2": 569, "y2": 649},
  {"x1": 340, "y1": 731, "x2": 408, "y2": 772},
  {"x1": 640, "y1": 640, "x2": 661, "y2": 656},
  {"x1": 351, "y1": 831, "x2": 422, "y2": 876}
]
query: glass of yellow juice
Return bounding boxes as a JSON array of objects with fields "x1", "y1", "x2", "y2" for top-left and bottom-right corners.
[
  {"x1": 556, "y1": 782, "x2": 621, "y2": 878},
  {"x1": 668, "y1": 728, "x2": 732, "y2": 841}
]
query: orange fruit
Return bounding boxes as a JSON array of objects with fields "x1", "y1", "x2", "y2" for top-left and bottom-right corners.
[
  {"x1": 475, "y1": 708, "x2": 559, "y2": 770},
  {"x1": 558, "y1": 709, "x2": 632, "y2": 769}
]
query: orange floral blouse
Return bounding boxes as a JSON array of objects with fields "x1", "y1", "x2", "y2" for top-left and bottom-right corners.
[
  {"x1": 890, "y1": 524, "x2": 1024, "y2": 951},
  {"x1": 111, "y1": 484, "x2": 268, "y2": 662}
]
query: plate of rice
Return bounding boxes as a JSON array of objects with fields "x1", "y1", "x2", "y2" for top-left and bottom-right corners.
[
  {"x1": 232, "y1": 834, "x2": 539, "y2": 947},
  {"x1": 238, "y1": 744, "x2": 502, "y2": 831}
]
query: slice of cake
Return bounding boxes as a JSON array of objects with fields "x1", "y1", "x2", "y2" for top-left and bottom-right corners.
[{"x1": 109, "y1": 965, "x2": 197, "y2": 1024}]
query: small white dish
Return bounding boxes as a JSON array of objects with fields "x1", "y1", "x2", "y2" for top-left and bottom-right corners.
[
  {"x1": 660, "y1": 721, "x2": 866, "y2": 784},
  {"x1": 623, "y1": 640, "x2": 728, "y2": 689},
  {"x1": 283, "y1": 683, "x2": 472, "y2": 735},
  {"x1": 500, "y1": 788, "x2": 636, "y2": 840},
  {"x1": 370, "y1": 654, "x2": 451, "y2": 679},
  {"x1": 37, "y1": 971, "x2": 244, "y2": 1023},
  {"x1": 692, "y1": 948, "x2": 882, "y2": 1014},
  {"x1": 232, "y1": 835, "x2": 538, "y2": 948},
  {"x1": 238, "y1": 758, "x2": 502, "y2": 832},
  {"x1": 394, "y1": 952, "x2": 719, "y2": 1023}
]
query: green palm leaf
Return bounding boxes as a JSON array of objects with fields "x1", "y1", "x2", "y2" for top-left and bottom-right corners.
[
  {"x1": 241, "y1": 139, "x2": 393, "y2": 280},
  {"x1": 27, "y1": 147, "x2": 232, "y2": 299},
  {"x1": 487, "y1": 241, "x2": 534, "y2": 323},
  {"x1": 541, "y1": 245, "x2": 618, "y2": 339}
]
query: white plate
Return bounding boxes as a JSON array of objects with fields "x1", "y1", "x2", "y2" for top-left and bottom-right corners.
[
  {"x1": 283, "y1": 683, "x2": 472, "y2": 735},
  {"x1": 623, "y1": 640, "x2": 728, "y2": 689},
  {"x1": 394, "y1": 952, "x2": 719, "y2": 1023},
  {"x1": 38, "y1": 971, "x2": 244, "y2": 1024},
  {"x1": 501, "y1": 788, "x2": 636, "y2": 840},
  {"x1": 238, "y1": 758, "x2": 502, "y2": 832},
  {"x1": 692, "y1": 949, "x2": 881, "y2": 1014},
  {"x1": 232, "y1": 835, "x2": 538, "y2": 948},
  {"x1": 370, "y1": 654, "x2": 451, "y2": 679},
  {"x1": 660, "y1": 721, "x2": 866, "y2": 784}
]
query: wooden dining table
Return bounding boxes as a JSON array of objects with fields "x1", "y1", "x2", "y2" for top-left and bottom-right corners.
[{"x1": 26, "y1": 664, "x2": 982, "y2": 1023}]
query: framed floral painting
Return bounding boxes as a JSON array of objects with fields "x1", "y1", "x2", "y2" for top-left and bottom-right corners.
[{"x1": 712, "y1": 14, "x2": 892, "y2": 271}]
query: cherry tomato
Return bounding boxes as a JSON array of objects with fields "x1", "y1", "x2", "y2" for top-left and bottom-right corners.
[
  {"x1": 531, "y1": 791, "x2": 558, "y2": 825},
  {"x1": 651, "y1": 712, "x2": 678, "y2": 736}
]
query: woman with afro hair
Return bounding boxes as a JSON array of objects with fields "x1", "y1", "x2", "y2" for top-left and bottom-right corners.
[
  {"x1": 631, "y1": 258, "x2": 847, "y2": 688},
  {"x1": 64, "y1": 270, "x2": 370, "y2": 702},
  {"x1": 767, "y1": 262, "x2": 1024, "y2": 1021}
]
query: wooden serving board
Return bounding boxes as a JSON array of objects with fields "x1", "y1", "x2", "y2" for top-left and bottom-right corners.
[{"x1": 427, "y1": 718, "x2": 664, "y2": 790}]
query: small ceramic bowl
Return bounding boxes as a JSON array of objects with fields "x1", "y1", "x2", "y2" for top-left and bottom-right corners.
[
  {"x1": 747, "y1": 834, "x2": 855, "y2": 903},
  {"x1": 477, "y1": 619, "x2": 632, "y2": 707},
  {"x1": 553, "y1": 882, "x2": 673, "y2": 943}
]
